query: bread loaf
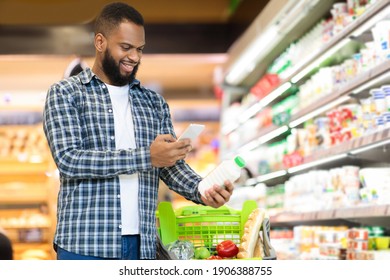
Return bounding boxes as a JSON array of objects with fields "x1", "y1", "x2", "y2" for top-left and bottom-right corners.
[{"x1": 237, "y1": 208, "x2": 266, "y2": 259}]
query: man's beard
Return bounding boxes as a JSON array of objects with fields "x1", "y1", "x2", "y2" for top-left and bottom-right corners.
[{"x1": 102, "y1": 49, "x2": 139, "y2": 86}]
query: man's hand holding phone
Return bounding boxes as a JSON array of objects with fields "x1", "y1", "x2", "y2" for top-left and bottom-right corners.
[
  {"x1": 177, "y1": 124, "x2": 205, "y2": 142},
  {"x1": 150, "y1": 124, "x2": 205, "y2": 167}
]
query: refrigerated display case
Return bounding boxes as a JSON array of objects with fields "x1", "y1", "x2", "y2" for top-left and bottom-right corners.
[{"x1": 219, "y1": 0, "x2": 390, "y2": 259}]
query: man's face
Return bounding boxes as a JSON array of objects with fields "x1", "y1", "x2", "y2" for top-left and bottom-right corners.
[
  {"x1": 102, "y1": 48, "x2": 139, "y2": 86},
  {"x1": 101, "y1": 21, "x2": 145, "y2": 86}
]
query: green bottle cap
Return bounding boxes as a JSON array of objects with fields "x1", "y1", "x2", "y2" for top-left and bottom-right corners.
[{"x1": 234, "y1": 156, "x2": 246, "y2": 168}]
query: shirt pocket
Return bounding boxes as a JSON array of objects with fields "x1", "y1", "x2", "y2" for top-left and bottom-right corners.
[{"x1": 79, "y1": 102, "x2": 110, "y2": 149}]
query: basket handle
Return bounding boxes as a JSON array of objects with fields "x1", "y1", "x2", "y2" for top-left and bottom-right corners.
[
  {"x1": 158, "y1": 201, "x2": 177, "y2": 245},
  {"x1": 240, "y1": 200, "x2": 258, "y2": 236},
  {"x1": 261, "y1": 219, "x2": 277, "y2": 260}
]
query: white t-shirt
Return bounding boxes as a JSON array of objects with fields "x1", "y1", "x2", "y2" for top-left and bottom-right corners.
[{"x1": 106, "y1": 83, "x2": 139, "y2": 235}]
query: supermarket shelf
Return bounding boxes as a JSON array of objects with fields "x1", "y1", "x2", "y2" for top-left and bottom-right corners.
[
  {"x1": 270, "y1": 204, "x2": 390, "y2": 228},
  {"x1": 220, "y1": 0, "x2": 390, "y2": 236},
  {"x1": 290, "y1": 60, "x2": 390, "y2": 128},
  {"x1": 13, "y1": 243, "x2": 52, "y2": 249},
  {"x1": 222, "y1": 0, "x2": 390, "y2": 137},
  {"x1": 0, "y1": 160, "x2": 49, "y2": 175},
  {"x1": 12, "y1": 242, "x2": 54, "y2": 260},
  {"x1": 224, "y1": 59, "x2": 390, "y2": 159},
  {"x1": 0, "y1": 198, "x2": 49, "y2": 205},
  {"x1": 300, "y1": 128, "x2": 390, "y2": 166},
  {"x1": 235, "y1": 124, "x2": 283, "y2": 155},
  {"x1": 281, "y1": 0, "x2": 390, "y2": 84},
  {"x1": 248, "y1": 128, "x2": 390, "y2": 184},
  {"x1": 1, "y1": 225, "x2": 51, "y2": 230}
]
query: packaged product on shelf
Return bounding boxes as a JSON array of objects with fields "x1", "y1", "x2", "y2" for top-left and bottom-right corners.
[
  {"x1": 330, "y1": 2, "x2": 349, "y2": 34},
  {"x1": 271, "y1": 95, "x2": 299, "y2": 126},
  {"x1": 371, "y1": 20, "x2": 390, "y2": 60},
  {"x1": 347, "y1": 239, "x2": 369, "y2": 250},
  {"x1": 256, "y1": 107, "x2": 273, "y2": 129},
  {"x1": 381, "y1": 85, "x2": 390, "y2": 111},
  {"x1": 359, "y1": 168, "x2": 390, "y2": 204},
  {"x1": 249, "y1": 74, "x2": 280, "y2": 100},
  {"x1": 346, "y1": 250, "x2": 375, "y2": 260},
  {"x1": 265, "y1": 184, "x2": 285, "y2": 210},
  {"x1": 370, "y1": 88, "x2": 387, "y2": 114},
  {"x1": 227, "y1": 183, "x2": 266, "y2": 210},
  {"x1": 374, "y1": 236, "x2": 390, "y2": 250}
]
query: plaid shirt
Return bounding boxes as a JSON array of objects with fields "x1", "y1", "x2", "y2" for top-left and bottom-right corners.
[{"x1": 43, "y1": 68, "x2": 203, "y2": 259}]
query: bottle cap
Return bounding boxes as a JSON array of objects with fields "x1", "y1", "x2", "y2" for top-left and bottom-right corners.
[{"x1": 234, "y1": 156, "x2": 246, "y2": 168}]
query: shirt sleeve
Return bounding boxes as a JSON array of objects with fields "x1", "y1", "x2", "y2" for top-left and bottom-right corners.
[
  {"x1": 153, "y1": 94, "x2": 204, "y2": 205},
  {"x1": 159, "y1": 161, "x2": 204, "y2": 205},
  {"x1": 43, "y1": 82, "x2": 153, "y2": 179}
]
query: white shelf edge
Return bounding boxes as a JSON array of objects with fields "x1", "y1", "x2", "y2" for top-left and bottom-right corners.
[
  {"x1": 270, "y1": 204, "x2": 389, "y2": 225},
  {"x1": 248, "y1": 128, "x2": 390, "y2": 184}
]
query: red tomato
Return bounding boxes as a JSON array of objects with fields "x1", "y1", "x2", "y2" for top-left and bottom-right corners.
[
  {"x1": 216, "y1": 240, "x2": 239, "y2": 258},
  {"x1": 207, "y1": 255, "x2": 223, "y2": 260}
]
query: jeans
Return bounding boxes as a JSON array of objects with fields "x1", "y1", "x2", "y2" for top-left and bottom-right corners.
[{"x1": 57, "y1": 235, "x2": 140, "y2": 260}]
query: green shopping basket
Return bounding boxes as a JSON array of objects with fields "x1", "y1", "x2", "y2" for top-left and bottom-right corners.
[{"x1": 157, "y1": 200, "x2": 276, "y2": 259}]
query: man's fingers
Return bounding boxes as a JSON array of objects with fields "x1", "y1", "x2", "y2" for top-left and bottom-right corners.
[{"x1": 202, "y1": 185, "x2": 232, "y2": 208}]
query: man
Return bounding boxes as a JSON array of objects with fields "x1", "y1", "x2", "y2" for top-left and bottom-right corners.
[
  {"x1": 43, "y1": 2, "x2": 233, "y2": 260},
  {"x1": 0, "y1": 229, "x2": 13, "y2": 260}
]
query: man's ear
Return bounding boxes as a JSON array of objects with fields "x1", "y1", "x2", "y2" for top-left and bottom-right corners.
[{"x1": 94, "y1": 33, "x2": 106, "y2": 53}]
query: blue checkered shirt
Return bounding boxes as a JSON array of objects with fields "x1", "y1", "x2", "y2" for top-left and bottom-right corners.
[{"x1": 43, "y1": 68, "x2": 203, "y2": 259}]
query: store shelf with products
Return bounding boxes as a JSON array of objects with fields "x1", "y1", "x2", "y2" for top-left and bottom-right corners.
[
  {"x1": 220, "y1": 0, "x2": 390, "y2": 180},
  {"x1": 271, "y1": 204, "x2": 390, "y2": 227},
  {"x1": 221, "y1": 1, "x2": 389, "y2": 136},
  {"x1": 220, "y1": 0, "x2": 390, "y2": 260},
  {"x1": 242, "y1": 127, "x2": 390, "y2": 186},
  {"x1": 222, "y1": 1, "x2": 390, "y2": 158},
  {"x1": 0, "y1": 123, "x2": 58, "y2": 260}
]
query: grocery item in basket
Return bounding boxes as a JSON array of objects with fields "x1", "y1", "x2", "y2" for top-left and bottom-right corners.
[
  {"x1": 194, "y1": 247, "x2": 211, "y2": 259},
  {"x1": 166, "y1": 240, "x2": 195, "y2": 260},
  {"x1": 237, "y1": 208, "x2": 267, "y2": 259},
  {"x1": 216, "y1": 240, "x2": 239, "y2": 258}
]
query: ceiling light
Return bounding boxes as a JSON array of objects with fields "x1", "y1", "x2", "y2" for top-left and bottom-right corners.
[
  {"x1": 225, "y1": 26, "x2": 279, "y2": 85},
  {"x1": 276, "y1": 0, "x2": 312, "y2": 35}
]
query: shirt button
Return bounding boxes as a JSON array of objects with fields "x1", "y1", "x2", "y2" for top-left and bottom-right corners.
[
  {"x1": 118, "y1": 225, "x2": 122, "y2": 229},
  {"x1": 102, "y1": 84, "x2": 106, "y2": 88},
  {"x1": 108, "y1": 108, "x2": 113, "y2": 113},
  {"x1": 117, "y1": 194, "x2": 121, "y2": 198},
  {"x1": 110, "y1": 136, "x2": 115, "y2": 140}
]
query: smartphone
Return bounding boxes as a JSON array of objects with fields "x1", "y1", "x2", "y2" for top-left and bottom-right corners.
[{"x1": 177, "y1": 123, "x2": 205, "y2": 141}]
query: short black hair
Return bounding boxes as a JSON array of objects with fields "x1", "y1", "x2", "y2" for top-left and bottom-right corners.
[{"x1": 94, "y1": 2, "x2": 144, "y2": 36}]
